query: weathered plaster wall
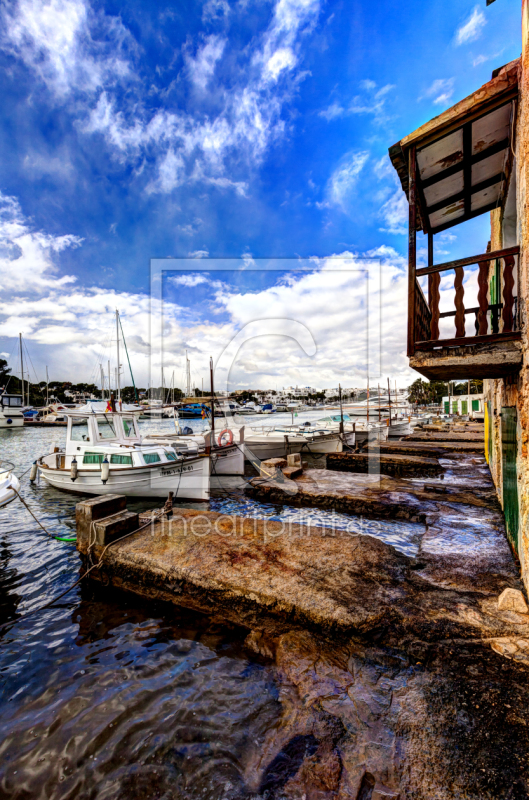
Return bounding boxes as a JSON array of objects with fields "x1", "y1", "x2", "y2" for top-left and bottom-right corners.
[{"x1": 485, "y1": 14, "x2": 529, "y2": 583}]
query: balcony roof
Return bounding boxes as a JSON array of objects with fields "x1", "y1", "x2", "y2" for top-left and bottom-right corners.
[{"x1": 389, "y1": 58, "x2": 519, "y2": 234}]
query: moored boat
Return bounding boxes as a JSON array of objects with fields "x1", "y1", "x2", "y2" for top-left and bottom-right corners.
[
  {"x1": 0, "y1": 462, "x2": 20, "y2": 507},
  {"x1": 0, "y1": 393, "x2": 25, "y2": 429},
  {"x1": 35, "y1": 403, "x2": 210, "y2": 500}
]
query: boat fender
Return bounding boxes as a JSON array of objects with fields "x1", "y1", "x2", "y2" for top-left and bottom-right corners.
[
  {"x1": 29, "y1": 461, "x2": 38, "y2": 483},
  {"x1": 218, "y1": 429, "x2": 234, "y2": 447},
  {"x1": 101, "y1": 456, "x2": 110, "y2": 484},
  {"x1": 182, "y1": 426, "x2": 193, "y2": 435},
  {"x1": 70, "y1": 457, "x2": 78, "y2": 482},
  {"x1": 6, "y1": 418, "x2": 12, "y2": 425}
]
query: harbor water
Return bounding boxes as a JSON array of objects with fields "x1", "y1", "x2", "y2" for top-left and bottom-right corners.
[{"x1": 0, "y1": 415, "x2": 424, "y2": 798}]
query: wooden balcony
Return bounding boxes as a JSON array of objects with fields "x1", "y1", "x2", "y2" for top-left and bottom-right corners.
[
  {"x1": 389, "y1": 60, "x2": 523, "y2": 381},
  {"x1": 409, "y1": 246, "x2": 522, "y2": 380}
]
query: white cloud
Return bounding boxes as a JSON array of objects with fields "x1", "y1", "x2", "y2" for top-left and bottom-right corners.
[
  {"x1": 185, "y1": 34, "x2": 226, "y2": 91},
  {"x1": 187, "y1": 253, "x2": 210, "y2": 262},
  {"x1": 326, "y1": 151, "x2": 369, "y2": 212},
  {"x1": 318, "y1": 101, "x2": 345, "y2": 121},
  {"x1": 0, "y1": 190, "x2": 81, "y2": 293},
  {"x1": 202, "y1": 0, "x2": 230, "y2": 23},
  {"x1": 419, "y1": 78, "x2": 455, "y2": 107},
  {"x1": 320, "y1": 81, "x2": 395, "y2": 125},
  {"x1": 378, "y1": 188, "x2": 408, "y2": 235},
  {"x1": 455, "y1": 7, "x2": 486, "y2": 46},
  {"x1": 0, "y1": 192, "x2": 415, "y2": 388},
  {"x1": 0, "y1": 0, "x2": 134, "y2": 98}
]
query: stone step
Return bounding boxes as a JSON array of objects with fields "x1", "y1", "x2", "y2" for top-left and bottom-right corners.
[{"x1": 326, "y1": 451, "x2": 442, "y2": 478}]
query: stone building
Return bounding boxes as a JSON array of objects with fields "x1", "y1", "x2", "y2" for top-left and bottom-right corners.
[{"x1": 389, "y1": 3, "x2": 529, "y2": 583}]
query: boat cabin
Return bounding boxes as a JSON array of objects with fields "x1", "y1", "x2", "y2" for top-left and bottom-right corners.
[{"x1": 0, "y1": 394, "x2": 23, "y2": 409}]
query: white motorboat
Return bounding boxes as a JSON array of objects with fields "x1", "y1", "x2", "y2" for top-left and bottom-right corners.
[
  {"x1": 316, "y1": 414, "x2": 387, "y2": 446},
  {"x1": 243, "y1": 426, "x2": 307, "y2": 461},
  {"x1": 0, "y1": 463, "x2": 20, "y2": 507},
  {"x1": 0, "y1": 393, "x2": 25, "y2": 429},
  {"x1": 35, "y1": 404, "x2": 210, "y2": 500},
  {"x1": 237, "y1": 402, "x2": 262, "y2": 415},
  {"x1": 274, "y1": 423, "x2": 345, "y2": 453},
  {"x1": 143, "y1": 427, "x2": 244, "y2": 476}
]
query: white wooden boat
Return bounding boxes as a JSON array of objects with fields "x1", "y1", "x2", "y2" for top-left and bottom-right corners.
[
  {"x1": 35, "y1": 405, "x2": 209, "y2": 500},
  {"x1": 243, "y1": 427, "x2": 306, "y2": 460},
  {"x1": 0, "y1": 393, "x2": 24, "y2": 428},
  {"x1": 0, "y1": 463, "x2": 20, "y2": 507},
  {"x1": 274, "y1": 424, "x2": 345, "y2": 453},
  {"x1": 143, "y1": 428, "x2": 244, "y2": 476}
]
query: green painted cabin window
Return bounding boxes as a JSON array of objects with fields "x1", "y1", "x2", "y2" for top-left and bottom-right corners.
[
  {"x1": 83, "y1": 452, "x2": 104, "y2": 464},
  {"x1": 143, "y1": 453, "x2": 161, "y2": 464},
  {"x1": 165, "y1": 451, "x2": 177, "y2": 461},
  {"x1": 110, "y1": 454, "x2": 133, "y2": 465}
]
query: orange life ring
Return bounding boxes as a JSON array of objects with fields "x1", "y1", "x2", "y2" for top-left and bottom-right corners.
[{"x1": 218, "y1": 428, "x2": 234, "y2": 447}]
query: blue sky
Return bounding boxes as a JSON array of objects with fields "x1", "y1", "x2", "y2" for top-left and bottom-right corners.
[{"x1": 0, "y1": 0, "x2": 522, "y2": 391}]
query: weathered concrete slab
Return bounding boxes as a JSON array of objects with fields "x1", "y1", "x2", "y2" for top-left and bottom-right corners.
[
  {"x1": 326, "y1": 451, "x2": 442, "y2": 478},
  {"x1": 76, "y1": 502, "x2": 523, "y2": 650},
  {"x1": 405, "y1": 431, "x2": 484, "y2": 442},
  {"x1": 376, "y1": 440, "x2": 484, "y2": 456},
  {"x1": 246, "y1": 468, "x2": 496, "y2": 524}
]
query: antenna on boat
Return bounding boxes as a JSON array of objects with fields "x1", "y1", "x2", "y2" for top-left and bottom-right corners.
[
  {"x1": 115, "y1": 309, "x2": 121, "y2": 402},
  {"x1": 210, "y1": 357, "x2": 215, "y2": 433},
  {"x1": 19, "y1": 333, "x2": 24, "y2": 404}
]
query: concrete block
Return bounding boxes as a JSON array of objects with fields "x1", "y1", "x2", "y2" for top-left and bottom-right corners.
[
  {"x1": 260, "y1": 457, "x2": 287, "y2": 478},
  {"x1": 282, "y1": 465, "x2": 302, "y2": 479},
  {"x1": 498, "y1": 588, "x2": 529, "y2": 614},
  {"x1": 93, "y1": 511, "x2": 140, "y2": 547},
  {"x1": 76, "y1": 495, "x2": 127, "y2": 550},
  {"x1": 287, "y1": 453, "x2": 301, "y2": 466}
]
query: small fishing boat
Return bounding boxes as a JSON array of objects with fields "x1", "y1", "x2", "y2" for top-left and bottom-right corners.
[
  {"x1": 0, "y1": 393, "x2": 25, "y2": 429},
  {"x1": 243, "y1": 426, "x2": 307, "y2": 460},
  {"x1": 35, "y1": 403, "x2": 210, "y2": 500},
  {"x1": 274, "y1": 423, "x2": 345, "y2": 453},
  {"x1": 0, "y1": 463, "x2": 20, "y2": 507},
  {"x1": 143, "y1": 426, "x2": 244, "y2": 476}
]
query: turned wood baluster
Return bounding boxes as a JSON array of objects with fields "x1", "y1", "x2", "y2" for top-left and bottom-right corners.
[
  {"x1": 502, "y1": 255, "x2": 515, "y2": 333},
  {"x1": 477, "y1": 260, "x2": 489, "y2": 335},
  {"x1": 454, "y1": 267, "x2": 465, "y2": 338},
  {"x1": 429, "y1": 272, "x2": 440, "y2": 340}
]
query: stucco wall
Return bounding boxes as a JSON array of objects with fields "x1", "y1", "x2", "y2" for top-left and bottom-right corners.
[{"x1": 484, "y1": 16, "x2": 529, "y2": 579}]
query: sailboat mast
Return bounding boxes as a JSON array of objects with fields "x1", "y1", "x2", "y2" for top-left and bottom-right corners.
[
  {"x1": 19, "y1": 333, "x2": 24, "y2": 404},
  {"x1": 210, "y1": 357, "x2": 215, "y2": 433},
  {"x1": 108, "y1": 360, "x2": 111, "y2": 398},
  {"x1": 46, "y1": 366, "x2": 49, "y2": 406},
  {"x1": 387, "y1": 377, "x2": 392, "y2": 425},
  {"x1": 116, "y1": 310, "x2": 121, "y2": 402},
  {"x1": 100, "y1": 364, "x2": 105, "y2": 400}
]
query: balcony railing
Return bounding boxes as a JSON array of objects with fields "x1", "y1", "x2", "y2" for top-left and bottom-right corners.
[{"x1": 409, "y1": 246, "x2": 520, "y2": 354}]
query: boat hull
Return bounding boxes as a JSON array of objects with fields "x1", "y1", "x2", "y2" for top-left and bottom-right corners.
[
  {"x1": 0, "y1": 412, "x2": 24, "y2": 428},
  {"x1": 243, "y1": 437, "x2": 304, "y2": 461},
  {"x1": 38, "y1": 457, "x2": 210, "y2": 500}
]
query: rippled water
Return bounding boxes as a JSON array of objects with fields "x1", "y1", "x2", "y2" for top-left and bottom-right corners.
[{"x1": 0, "y1": 418, "x2": 423, "y2": 798}]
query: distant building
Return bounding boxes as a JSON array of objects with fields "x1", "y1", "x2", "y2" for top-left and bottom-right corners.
[{"x1": 441, "y1": 394, "x2": 484, "y2": 417}]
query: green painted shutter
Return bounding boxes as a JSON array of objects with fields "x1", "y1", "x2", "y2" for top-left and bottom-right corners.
[
  {"x1": 501, "y1": 407, "x2": 519, "y2": 552},
  {"x1": 485, "y1": 401, "x2": 492, "y2": 464},
  {"x1": 472, "y1": 399, "x2": 479, "y2": 411},
  {"x1": 444, "y1": 402, "x2": 449, "y2": 414},
  {"x1": 452, "y1": 401, "x2": 458, "y2": 414},
  {"x1": 461, "y1": 400, "x2": 468, "y2": 414}
]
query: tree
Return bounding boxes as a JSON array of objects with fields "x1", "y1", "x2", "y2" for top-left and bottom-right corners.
[
  {"x1": 0, "y1": 359, "x2": 11, "y2": 385},
  {"x1": 408, "y1": 378, "x2": 447, "y2": 405}
]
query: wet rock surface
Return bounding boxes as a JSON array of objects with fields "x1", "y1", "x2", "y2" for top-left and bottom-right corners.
[
  {"x1": 73, "y1": 445, "x2": 529, "y2": 798},
  {"x1": 326, "y1": 452, "x2": 443, "y2": 478}
]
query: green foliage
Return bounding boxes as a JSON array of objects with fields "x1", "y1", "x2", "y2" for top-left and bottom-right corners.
[{"x1": 408, "y1": 378, "x2": 447, "y2": 405}]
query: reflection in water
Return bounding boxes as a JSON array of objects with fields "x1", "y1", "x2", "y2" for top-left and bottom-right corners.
[{"x1": 0, "y1": 417, "x2": 425, "y2": 798}]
